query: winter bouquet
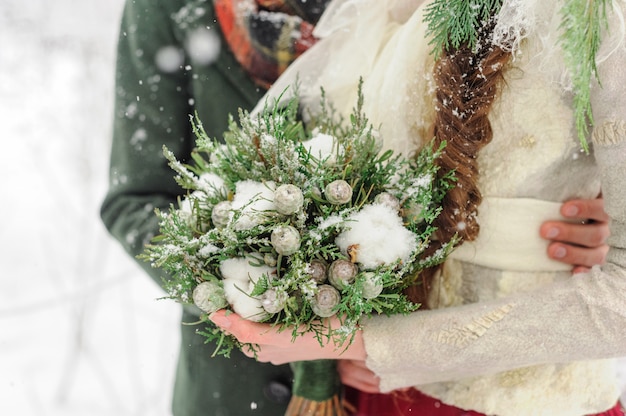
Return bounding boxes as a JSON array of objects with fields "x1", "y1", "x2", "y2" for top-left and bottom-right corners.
[{"x1": 141, "y1": 85, "x2": 456, "y2": 415}]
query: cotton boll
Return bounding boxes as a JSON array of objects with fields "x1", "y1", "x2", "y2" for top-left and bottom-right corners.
[
  {"x1": 336, "y1": 204, "x2": 417, "y2": 269},
  {"x1": 197, "y1": 172, "x2": 225, "y2": 196},
  {"x1": 223, "y1": 278, "x2": 268, "y2": 322},
  {"x1": 220, "y1": 256, "x2": 276, "y2": 284},
  {"x1": 177, "y1": 194, "x2": 208, "y2": 228},
  {"x1": 211, "y1": 200, "x2": 232, "y2": 228},
  {"x1": 231, "y1": 180, "x2": 276, "y2": 230},
  {"x1": 220, "y1": 256, "x2": 273, "y2": 321},
  {"x1": 178, "y1": 197, "x2": 194, "y2": 224},
  {"x1": 303, "y1": 132, "x2": 337, "y2": 164}
]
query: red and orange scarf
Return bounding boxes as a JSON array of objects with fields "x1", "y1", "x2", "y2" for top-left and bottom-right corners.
[{"x1": 213, "y1": 0, "x2": 330, "y2": 88}]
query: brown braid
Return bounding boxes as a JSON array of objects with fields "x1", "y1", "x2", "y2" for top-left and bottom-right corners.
[{"x1": 407, "y1": 25, "x2": 513, "y2": 305}]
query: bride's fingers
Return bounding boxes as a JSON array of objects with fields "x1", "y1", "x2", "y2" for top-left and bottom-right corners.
[{"x1": 209, "y1": 310, "x2": 288, "y2": 346}]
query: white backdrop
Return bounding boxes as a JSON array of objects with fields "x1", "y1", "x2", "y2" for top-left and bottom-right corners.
[
  {"x1": 0, "y1": 1, "x2": 179, "y2": 415},
  {"x1": 0, "y1": 1, "x2": 623, "y2": 415}
]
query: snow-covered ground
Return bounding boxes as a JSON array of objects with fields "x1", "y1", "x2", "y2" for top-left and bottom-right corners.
[{"x1": 0, "y1": 1, "x2": 624, "y2": 416}]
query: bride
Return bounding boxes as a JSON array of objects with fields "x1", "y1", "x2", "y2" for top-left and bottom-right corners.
[{"x1": 211, "y1": 0, "x2": 626, "y2": 414}]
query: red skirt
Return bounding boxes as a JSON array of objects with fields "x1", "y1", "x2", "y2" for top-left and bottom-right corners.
[{"x1": 345, "y1": 387, "x2": 625, "y2": 416}]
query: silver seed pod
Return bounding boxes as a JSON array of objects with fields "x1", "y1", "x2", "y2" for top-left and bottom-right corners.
[
  {"x1": 324, "y1": 180, "x2": 353, "y2": 205},
  {"x1": 270, "y1": 225, "x2": 301, "y2": 256},
  {"x1": 374, "y1": 192, "x2": 401, "y2": 212},
  {"x1": 402, "y1": 201, "x2": 424, "y2": 224},
  {"x1": 274, "y1": 184, "x2": 304, "y2": 215},
  {"x1": 307, "y1": 259, "x2": 328, "y2": 284},
  {"x1": 261, "y1": 288, "x2": 287, "y2": 314},
  {"x1": 311, "y1": 284, "x2": 340, "y2": 318},
  {"x1": 328, "y1": 259, "x2": 358, "y2": 289},
  {"x1": 361, "y1": 272, "x2": 384, "y2": 299},
  {"x1": 211, "y1": 200, "x2": 232, "y2": 228},
  {"x1": 264, "y1": 252, "x2": 278, "y2": 267},
  {"x1": 192, "y1": 280, "x2": 228, "y2": 314}
]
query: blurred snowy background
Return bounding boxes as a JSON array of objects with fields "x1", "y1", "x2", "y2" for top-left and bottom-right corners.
[
  {"x1": 0, "y1": 1, "x2": 180, "y2": 415},
  {"x1": 0, "y1": 1, "x2": 624, "y2": 416}
]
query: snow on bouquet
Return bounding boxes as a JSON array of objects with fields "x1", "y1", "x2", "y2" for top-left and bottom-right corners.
[{"x1": 141, "y1": 85, "x2": 456, "y2": 415}]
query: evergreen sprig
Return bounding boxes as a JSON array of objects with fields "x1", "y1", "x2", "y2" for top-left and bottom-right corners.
[
  {"x1": 424, "y1": 0, "x2": 612, "y2": 152},
  {"x1": 424, "y1": 0, "x2": 503, "y2": 58},
  {"x1": 560, "y1": 0, "x2": 610, "y2": 152}
]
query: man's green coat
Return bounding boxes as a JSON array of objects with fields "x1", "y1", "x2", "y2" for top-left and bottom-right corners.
[{"x1": 100, "y1": 0, "x2": 292, "y2": 414}]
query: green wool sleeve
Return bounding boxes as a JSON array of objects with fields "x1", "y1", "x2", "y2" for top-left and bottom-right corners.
[
  {"x1": 100, "y1": 0, "x2": 194, "y2": 290},
  {"x1": 101, "y1": 0, "x2": 265, "y2": 294}
]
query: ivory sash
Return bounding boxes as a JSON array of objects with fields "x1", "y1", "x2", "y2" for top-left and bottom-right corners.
[{"x1": 449, "y1": 197, "x2": 575, "y2": 272}]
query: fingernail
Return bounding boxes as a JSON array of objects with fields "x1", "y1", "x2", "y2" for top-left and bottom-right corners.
[
  {"x1": 545, "y1": 227, "x2": 559, "y2": 239},
  {"x1": 209, "y1": 313, "x2": 231, "y2": 329},
  {"x1": 564, "y1": 205, "x2": 579, "y2": 217},
  {"x1": 553, "y1": 247, "x2": 567, "y2": 259}
]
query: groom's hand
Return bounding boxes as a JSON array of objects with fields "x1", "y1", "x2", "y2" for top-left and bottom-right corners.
[{"x1": 541, "y1": 197, "x2": 609, "y2": 273}]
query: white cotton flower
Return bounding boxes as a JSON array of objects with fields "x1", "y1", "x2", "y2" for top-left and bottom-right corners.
[
  {"x1": 192, "y1": 280, "x2": 227, "y2": 314},
  {"x1": 178, "y1": 197, "x2": 194, "y2": 224},
  {"x1": 324, "y1": 180, "x2": 353, "y2": 205},
  {"x1": 211, "y1": 200, "x2": 232, "y2": 228},
  {"x1": 273, "y1": 184, "x2": 304, "y2": 215},
  {"x1": 178, "y1": 192, "x2": 210, "y2": 228},
  {"x1": 271, "y1": 225, "x2": 301, "y2": 256},
  {"x1": 220, "y1": 256, "x2": 275, "y2": 284},
  {"x1": 197, "y1": 172, "x2": 225, "y2": 196},
  {"x1": 302, "y1": 131, "x2": 337, "y2": 164},
  {"x1": 231, "y1": 180, "x2": 276, "y2": 230},
  {"x1": 220, "y1": 256, "x2": 275, "y2": 322},
  {"x1": 198, "y1": 243, "x2": 220, "y2": 258},
  {"x1": 223, "y1": 277, "x2": 268, "y2": 322},
  {"x1": 336, "y1": 203, "x2": 417, "y2": 269}
]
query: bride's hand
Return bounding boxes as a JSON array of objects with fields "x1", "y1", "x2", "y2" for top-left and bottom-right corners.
[
  {"x1": 541, "y1": 197, "x2": 609, "y2": 274},
  {"x1": 209, "y1": 310, "x2": 367, "y2": 365}
]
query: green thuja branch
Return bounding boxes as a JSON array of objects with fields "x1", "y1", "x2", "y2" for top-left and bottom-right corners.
[
  {"x1": 424, "y1": 0, "x2": 503, "y2": 58},
  {"x1": 560, "y1": 0, "x2": 610, "y2": 152}
]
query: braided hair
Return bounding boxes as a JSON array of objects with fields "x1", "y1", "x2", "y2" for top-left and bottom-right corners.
[{"x1": 407, "y1": 22, "x2": 513, "y2": 305}]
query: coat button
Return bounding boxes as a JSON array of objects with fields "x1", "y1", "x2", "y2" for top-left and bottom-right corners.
[{"x1": 263, "y1": 380, "x2": 292, "y2": 404}]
